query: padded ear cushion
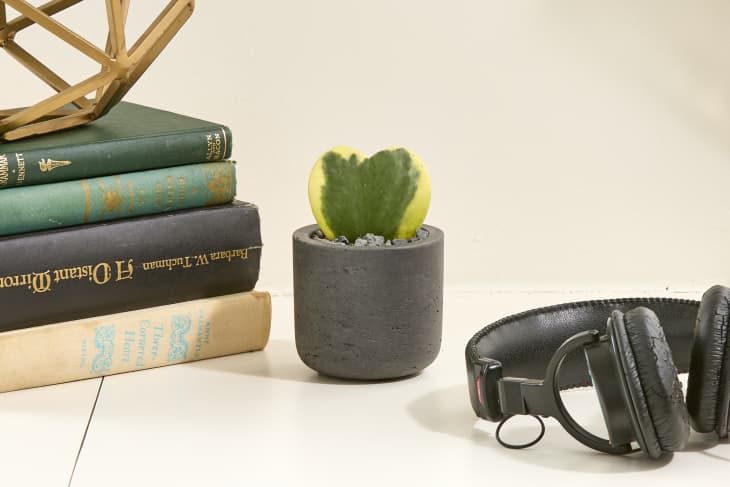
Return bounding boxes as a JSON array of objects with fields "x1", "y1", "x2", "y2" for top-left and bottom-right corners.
[
  {"x1": 686, "y1": 285, "x2": 730, "y2": 434},
  {"x1": 611, "y1": 308, "x2": 690, "y2": 457}
]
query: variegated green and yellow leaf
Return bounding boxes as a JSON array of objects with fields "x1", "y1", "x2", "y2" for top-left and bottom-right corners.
[{"x1": 308, "y1": 146, "x2": 431, "y2": 241}]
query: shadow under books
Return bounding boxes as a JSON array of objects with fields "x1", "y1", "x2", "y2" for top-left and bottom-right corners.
[{"x1": 187, "y1": 339, "x2": 415, "y2": 386}]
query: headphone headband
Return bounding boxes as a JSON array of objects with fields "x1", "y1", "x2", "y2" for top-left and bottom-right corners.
[{"x1": 465, "y1": 297, "x2": 700, "y2": 422}]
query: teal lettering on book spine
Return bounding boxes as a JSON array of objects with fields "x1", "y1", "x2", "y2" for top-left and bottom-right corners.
[
  {"x1": 168, "y1": 315, "x2": 193, "y2": 362},
  {"x1": 0, "y1": 161, "x2": 236, "y2": 236},
  {"x1": 91, "y1": 325, "x2": 116, "y2": 374}
]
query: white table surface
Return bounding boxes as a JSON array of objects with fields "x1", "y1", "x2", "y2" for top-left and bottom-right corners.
[{"x1": 2, "y1": 290, "x2": 727, "y2": 486}]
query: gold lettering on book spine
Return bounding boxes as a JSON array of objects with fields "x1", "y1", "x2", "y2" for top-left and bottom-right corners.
[
  {"x1": 15, "y1": 153, "x2": 25, "y2": 185},
  {"x1": 97, "y1": 178, "x2": 124, "y2": 217},
  {"x1": 166, "y1": 176, "x2": 174, "y2": 209},
  {"x1": 0, "y1": 246, "x2": 260, "y2": 295},
  {"x1": 116, "y1": 260, "x2": 134, "y2": 282},
  {"x1": 154, "y1": 182, "x2": 163, "y2": 207},
  {"x1": 0, "y1": 260, "x2": 137, "y2": 294},
  {"x1": 204, "y1": 164, "x2": 234, "y2": 205},
  {"x1": 81, "y1": 180, "x2": 92, "y2": 223},
  {"x1": 39, "y1": 159, "x2": 72, "y2": 172},
  {"x1": 0, "y1": 273, "x2": 32, "y2": 290},
  {"x1": 178, "y1": 177, "x2": 186, "y2": 205},
  {"x1": 140, "y1": 246, "x2": 258, "y2": 273},
  {"x1": 31, "y1": 272, "x2": 52, "y2": 293},
  {"x1": 0, "y1": 154, "x2": 8, "y2": 187},
  {"x1": 205, "y1": 131, "x2": 224, "y2": 160},
  {"x1": 127, "y1": 183, "x2": 135, "y2": 213},
  {"x1": 219, "y1": 128, "x2": 228, "y2": 160}
]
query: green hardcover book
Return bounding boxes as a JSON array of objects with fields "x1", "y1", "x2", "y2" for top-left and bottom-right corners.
[
  {"x1": 0, "y1": 102, "x2": 232, "y2": 189},
  {"x1": 0, "y1": 161, "x2": 236, "y2": 236}
]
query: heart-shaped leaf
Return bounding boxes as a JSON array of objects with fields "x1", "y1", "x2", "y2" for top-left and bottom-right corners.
[{"x1": 308, "y1": 146, "x2": 431, "y2": 241}]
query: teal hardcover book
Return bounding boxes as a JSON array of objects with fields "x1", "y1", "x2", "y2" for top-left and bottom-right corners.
[
  {"x1": 0, "y1": 102, "x2": 232, "y2": 189},
  {"x1": 0, "y1": 161, "x2": 236, "y2": 236}
]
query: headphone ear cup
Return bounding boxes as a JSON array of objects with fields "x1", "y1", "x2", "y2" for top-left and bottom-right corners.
[
  {"x1": 610, "y1": 307, "x2": 690, "y2": 457},
  {"x1": 686, "y1": 285, "x2": 730, "y2": 435}
]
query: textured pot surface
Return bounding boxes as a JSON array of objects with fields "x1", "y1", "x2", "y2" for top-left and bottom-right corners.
[{"x1": 293, "y1": 224, "x2": 444, "y2": 380}]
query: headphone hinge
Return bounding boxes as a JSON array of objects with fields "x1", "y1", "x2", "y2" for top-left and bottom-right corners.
[{"x1": 499, "y1": 377, "x2": 556, "y2": 418}]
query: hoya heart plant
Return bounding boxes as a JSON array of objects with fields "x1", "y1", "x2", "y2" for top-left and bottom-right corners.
[
  {"x1": 295, "y1": 145, "x2": 442, "y2": 379},
  {"x1": 308, "y1": 146, "x2": 431, "y2": 243}
]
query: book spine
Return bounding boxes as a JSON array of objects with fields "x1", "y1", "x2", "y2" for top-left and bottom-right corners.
[
  {"x1": 0, "y1": 125, "x2": 232, "y2": 189},
  {"x1": 0, "y1": 161, "x2": 236, "y2": 237},
  {"x1": 0, "y1": 291, "x2": 271, "y2": 393},
  {"x1": 0, "y1": 202, "x2": 262, "y2": 332}
]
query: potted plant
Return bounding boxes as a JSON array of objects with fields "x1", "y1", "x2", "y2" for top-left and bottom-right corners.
[{"x1": 293, "y1": 146, "x2": 444, "y2": 380}]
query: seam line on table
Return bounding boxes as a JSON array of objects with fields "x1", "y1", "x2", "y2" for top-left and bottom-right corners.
[{"x1": 67, "y1": 377, "x2": 104, "y2": 487}]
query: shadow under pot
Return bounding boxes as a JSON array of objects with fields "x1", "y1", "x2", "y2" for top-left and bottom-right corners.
[{"x1": 292, "y1": 224, "x2": 444, "y2": 380}]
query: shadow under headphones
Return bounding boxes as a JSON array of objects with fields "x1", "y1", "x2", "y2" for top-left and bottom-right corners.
[{"x1": 464, "y1": 285, "x2": 730, "y2": 459}]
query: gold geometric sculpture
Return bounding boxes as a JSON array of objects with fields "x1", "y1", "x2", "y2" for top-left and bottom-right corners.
[{"x1": 0, "y1": 0, "x2": 194, "y2": 141}]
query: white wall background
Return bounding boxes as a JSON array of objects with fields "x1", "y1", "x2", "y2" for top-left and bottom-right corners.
[{"x1": 2, "y1": 1, "x2": 730, "y2": 293}]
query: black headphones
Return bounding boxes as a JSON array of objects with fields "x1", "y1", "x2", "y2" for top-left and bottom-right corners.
[{"x1": 464, "y1": 284, "x2": 730, "y2": 459}]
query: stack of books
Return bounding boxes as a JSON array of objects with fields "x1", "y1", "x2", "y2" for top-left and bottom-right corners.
[{"x1": 0, "y1": 102, "x2": 270, "y2": 393}]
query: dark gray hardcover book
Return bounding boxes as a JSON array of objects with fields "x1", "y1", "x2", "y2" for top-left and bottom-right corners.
[{"x1": 0, "y1": 201, "x2": 261, "y2": 332}]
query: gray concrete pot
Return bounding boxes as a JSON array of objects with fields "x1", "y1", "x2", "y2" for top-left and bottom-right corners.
[{"x1": 293, "y1": 224, "x2": 444, "y2": 380}]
